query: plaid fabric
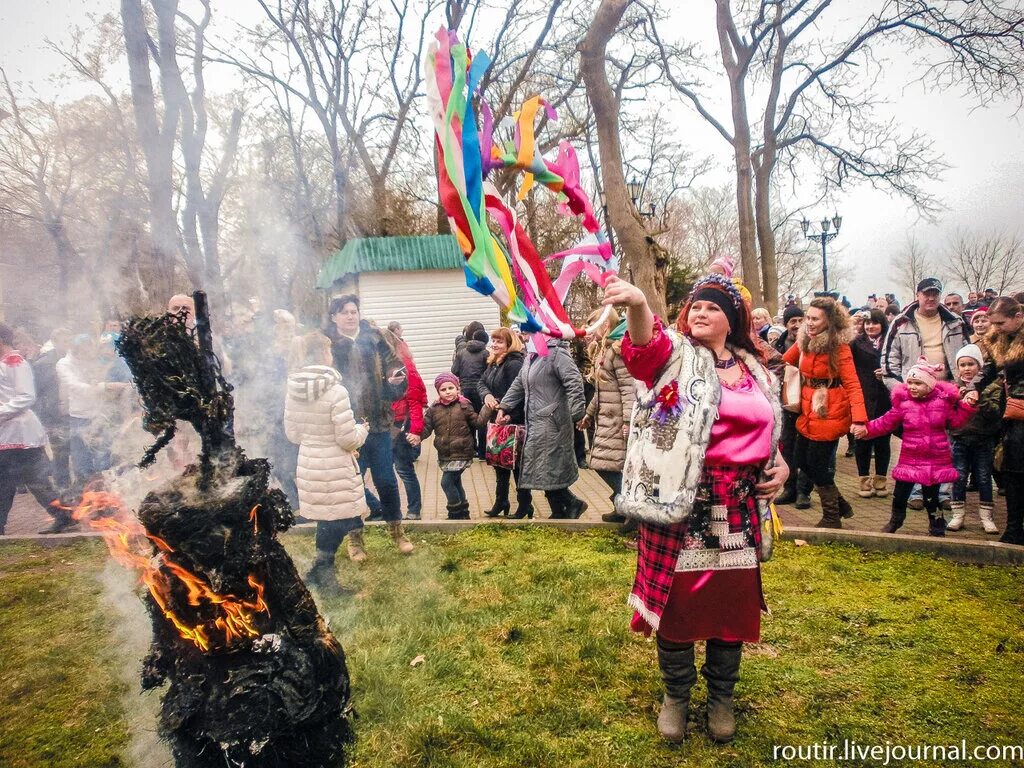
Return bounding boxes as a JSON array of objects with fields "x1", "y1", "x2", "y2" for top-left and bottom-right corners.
[{"x1": 628, "y1": 463, "x2": 762, "y2": 632}]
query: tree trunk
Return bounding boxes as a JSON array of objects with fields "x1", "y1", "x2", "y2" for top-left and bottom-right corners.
[
  {"x1": 753, "y1": 158, "x2": 778, "y2": 314},
  {"x1": 580, "y1": 0, "x2": 668, "y2": 319},
  {"x1": 121, "y1": 0, "x2": 179, "y2": 306}
]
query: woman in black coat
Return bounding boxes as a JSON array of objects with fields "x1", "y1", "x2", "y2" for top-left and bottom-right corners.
[
  {"x1": 477, "y1": 327, "x2": 530, "y2": 517},
  {"x1": 850, "y1": 309, "x2": 892, "y2": 498},
  {"x1": 452, "y1": 326, "x2": 490, "y2": 457}
]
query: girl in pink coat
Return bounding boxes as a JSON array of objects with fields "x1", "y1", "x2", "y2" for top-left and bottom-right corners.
[{"x1": 853, "y1": 358, "x2": 976, "y2": 536}]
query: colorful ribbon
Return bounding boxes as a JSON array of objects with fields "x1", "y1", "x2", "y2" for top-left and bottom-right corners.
[{"x1": 426, "y1": 28, "x2": 618, "y2": 347}]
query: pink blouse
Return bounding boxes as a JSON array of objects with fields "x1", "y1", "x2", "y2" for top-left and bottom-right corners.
[{"x1": 622, "y1": 318, "x2": 774, "y2": 467}]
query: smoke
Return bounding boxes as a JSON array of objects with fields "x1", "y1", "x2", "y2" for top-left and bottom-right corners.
[{"x1": 98, "y1": 560, "x2": 174, "y2": 768}]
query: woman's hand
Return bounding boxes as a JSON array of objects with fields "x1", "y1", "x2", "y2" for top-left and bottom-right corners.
[
  {"x1": 484, "y1": 394, "x2": 499, "y2": 410},
  {"x1": 406, "y1": 433, "x2": 421, "y2": 447},
  {"x1": 496, "y1": 409, "x2": 511, "y2": 425},
  {"x1": 756, "y1": 458, "x2": 790, "y2": 500},
  {"x1": 874, "y1": 367, "x2": 883, "y2": 381},
  {"x1": 602, "y1": 274, "x2": 646, "y2": 308},
  {"x1": 576, "y1": 415, "x2": 592, "y2": 431},
  {"x1": 851, "y1": 423, "x2": 869, "y2": 440},
  {"x1": 963, "y1": 390, "x2": 979, "y2": 406}
]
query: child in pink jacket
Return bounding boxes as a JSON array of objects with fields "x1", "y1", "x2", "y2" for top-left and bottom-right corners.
[{"x1": 853, "y1": 358, "x2": 976, "y2": 536}]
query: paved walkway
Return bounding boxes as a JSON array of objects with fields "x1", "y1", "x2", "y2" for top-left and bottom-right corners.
[{"x1": 2, "y1": 436, "x2": 1009, "y2": 543}]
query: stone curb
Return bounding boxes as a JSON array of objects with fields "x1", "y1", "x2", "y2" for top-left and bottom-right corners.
[{"x1": 4, "y1": 521, "x2": 1023, "y2": 565}]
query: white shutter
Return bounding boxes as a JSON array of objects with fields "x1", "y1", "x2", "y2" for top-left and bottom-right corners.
[{"x1": 358, "y1": 270, "x2": 501, "y2": 399}]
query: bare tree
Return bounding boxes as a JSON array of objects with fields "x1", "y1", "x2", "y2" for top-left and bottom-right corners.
[
  {"x1": 944, "y1": 228, "x2": 1023, "y2": 295},
  {"x1": 646, "y1": 0, "x2": 1024, "y2": 313},
  {"x1": 580, "y1": 0, "x2": 670, "y2": 318},
  {"x1": 892, "y1": 233, "x2": 934, "y2": 298}
]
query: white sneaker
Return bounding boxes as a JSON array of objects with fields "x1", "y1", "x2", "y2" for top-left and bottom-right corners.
[
  {"x1": 946, "y1": 506, "x2": 966, "y2": 531},
  {"x1": 979, "y1": 505, "x2": 999, "y2": 534}
]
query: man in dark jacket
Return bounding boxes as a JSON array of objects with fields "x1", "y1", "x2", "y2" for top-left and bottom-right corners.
[
  {"x1": 326, "y1": 295, "x2": 409, "y2": 540},
  {"x1": 452, "y1": 328, "x2": 490, "y2": 458}
]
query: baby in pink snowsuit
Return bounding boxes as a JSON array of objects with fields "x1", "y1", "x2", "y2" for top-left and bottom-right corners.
[{"x1": 854, "y1": 357, "x2": 976, "y2": 536}]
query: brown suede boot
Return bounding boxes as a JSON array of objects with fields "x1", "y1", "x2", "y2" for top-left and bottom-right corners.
[
  {"x1": 815, "y1": 485, "x2": 843, "y2": 528},
  {"x1": 657, "y1": 636, "x2": 696, "y2": 742},
  {"x1": 388, "y1": 522, "x2": 415, "y2": 554},
  {"x1": 346, "y1": 529, "x2": 368, "y2": 563},
  {"x1": 872, "y1": 475, "x2": 889, "y2": 497}
]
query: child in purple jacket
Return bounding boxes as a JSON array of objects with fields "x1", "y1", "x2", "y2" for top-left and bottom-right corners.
[{"x1": 853, "y1": 357, "x2": 976, "y2": 536}]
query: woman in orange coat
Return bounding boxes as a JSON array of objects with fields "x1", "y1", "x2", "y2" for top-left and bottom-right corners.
[{"x1": 782, "y1": 297, "x2": 868, "y2": 528}]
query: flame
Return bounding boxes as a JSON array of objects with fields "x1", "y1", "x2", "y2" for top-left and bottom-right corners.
[{"x1": 55, "y1": 489, "x2": 269, "y2": 652}]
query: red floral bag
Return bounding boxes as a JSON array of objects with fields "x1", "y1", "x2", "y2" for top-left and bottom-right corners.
[{"x1": 485, "y1": 423, "x2": 525, "y2": 470}]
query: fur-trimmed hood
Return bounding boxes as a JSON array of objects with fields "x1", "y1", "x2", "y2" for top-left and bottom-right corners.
[
  {"x1": 797, "y1": 323, "x2": 855, "y2": 356},
  {"x1": 986, "y1": 327, "x2": 1024, "y2": 369}
]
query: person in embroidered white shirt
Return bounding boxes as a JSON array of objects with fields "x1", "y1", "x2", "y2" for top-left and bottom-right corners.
[{"x1": 0, "y1": 323, "x2": 62, "y2": 535}]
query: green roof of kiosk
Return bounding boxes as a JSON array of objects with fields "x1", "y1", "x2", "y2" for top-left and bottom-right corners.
[{"x1": 316, "y1": 235, "x2": 464, "y2": 289}]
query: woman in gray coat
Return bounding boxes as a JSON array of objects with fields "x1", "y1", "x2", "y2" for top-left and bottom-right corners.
[{"x1": 497, "y1": 338, "x2": 588, "y2": 518}]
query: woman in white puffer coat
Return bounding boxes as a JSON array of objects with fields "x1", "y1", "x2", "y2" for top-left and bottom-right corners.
[{"x1": 285, "y1": 331, "x2": 368, "y2": 597}]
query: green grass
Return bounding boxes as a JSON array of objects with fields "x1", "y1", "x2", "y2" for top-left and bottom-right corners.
[{"x1": 2, "y1": 528, "x2": 1023, "y2": 767}]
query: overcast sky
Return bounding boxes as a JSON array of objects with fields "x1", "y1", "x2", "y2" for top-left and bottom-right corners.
[{"x1": 2, "y1": 1, "x2": 1022, "y2": 305}]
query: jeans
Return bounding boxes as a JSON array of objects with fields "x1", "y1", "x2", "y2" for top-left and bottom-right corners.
[
  {"x1": 440, "y1": 469, "x2": 467, "y2": 506},
  {"x1": 392, "y1": 427, "x2": 422, "y2": 515},
  {"x1": 45, "y1": 424, "x2": 71, "y2": 493},
  {"x1": 951, "y1": 438, "x2": 994, "y2": 504},
  {"x1": 69, "y1": 416, "x2": 112, "y2": 490},
  {"x1": 793, "y1": 435, "x2": 839, "y2": 486},
  {"x1": 314, "y1": 517, "x2": 364, "y2": 555},
  {"x1": 0, "y1": 447, "x2": 58, "y2": 531},
  {"x1": 909, "y1": 482, "x2": 951, "y2": 503},
  {"x1": 854, "y1": 435, "x2": 891, "y2": 477},
  {"x1": 357, "y1": 430, "x2": 401, "y2": 523},
  {"x1": 894, "y1": 480, "x2": 940, "y2": 515}
]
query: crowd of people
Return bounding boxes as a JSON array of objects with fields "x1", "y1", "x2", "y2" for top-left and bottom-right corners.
[{"x1": 2, "y1": 266, "x2": 1023, "y2": 747}]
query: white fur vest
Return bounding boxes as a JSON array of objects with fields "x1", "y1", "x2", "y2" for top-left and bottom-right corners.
[{"x1": 616, "y1": 329, "x2": 782, "y2": 524}]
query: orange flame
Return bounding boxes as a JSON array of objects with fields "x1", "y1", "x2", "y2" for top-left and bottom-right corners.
[{"x1": 56, "y1": 490, "x2": 270, "y2": 652}]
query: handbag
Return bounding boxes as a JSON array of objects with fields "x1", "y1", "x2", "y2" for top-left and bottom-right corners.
[
  {"x1": 485, "y1": 422, "x2": 524, "y2": 470},
  {"x1": 782, "y1": 362, "x2": 802, "y2": 414},
  {"x1": 1004, "y1": 379, "x2": 1024, "y2": 421}
]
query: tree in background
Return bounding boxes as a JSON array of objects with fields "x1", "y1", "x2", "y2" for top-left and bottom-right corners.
[
  {"x1": 892, "y1": 233, "x2": 934, "y2": 298},
  {"x1": 944, "y1": 228, "x2": 1023, "y2": 295}
]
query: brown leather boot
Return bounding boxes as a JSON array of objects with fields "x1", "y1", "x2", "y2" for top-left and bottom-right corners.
[
  {"x1": 815, "y1": 485, "x2": 843, "y2": 528},
  {"x1": 657, "y1": 636, "x2": 696, "y2": 742},
  {"x1": 702, "y1": 640, "x2": 742, "y2": 743}
]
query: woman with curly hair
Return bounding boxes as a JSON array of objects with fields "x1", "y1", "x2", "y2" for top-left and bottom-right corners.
[
  {"x1": 782, "y1": 296, "x2": 868, "y2": 528},
  {"x1": 601, "y1": 272, "x2": 788, "y2": 745}
]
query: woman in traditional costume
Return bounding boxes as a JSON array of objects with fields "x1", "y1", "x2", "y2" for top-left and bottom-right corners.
[{"x1": 601, "y1": 273, "x2": 788, "y2": 744}]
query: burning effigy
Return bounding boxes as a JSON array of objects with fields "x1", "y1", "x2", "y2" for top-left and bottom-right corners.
[{"x1": 65, "y1": 292, "x2": 352, "y2": 768}]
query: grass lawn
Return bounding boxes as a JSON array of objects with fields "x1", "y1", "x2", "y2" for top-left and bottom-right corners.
[{"x1": 2, "y1": 527, "x2": 1023, "y2": 768}]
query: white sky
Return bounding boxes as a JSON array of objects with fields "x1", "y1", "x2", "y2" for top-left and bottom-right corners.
[{"x1": 2, "y1": 0, "x2": 1022, "y2": 305}]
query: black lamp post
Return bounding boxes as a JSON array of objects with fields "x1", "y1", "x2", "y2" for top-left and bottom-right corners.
[
  {"x1": 802, "y1": 212, "x2": 843, "y2": 293},
  {"x1": 598, "y1": 191, "x2": 617, "y2": 257},
  {"x1": 627, "y1": 176, "x2": 656, "y2": 220}
]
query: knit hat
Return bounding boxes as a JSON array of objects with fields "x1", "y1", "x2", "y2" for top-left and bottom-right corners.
[
  {"x1": 472, "y1": 328, "x2": 490, "y2": 343},
  {"x1": 710, "y1": 254, "x2": 734, "y2": 278},
  {"x1": 767, "y1": 325, "x2": 786, "y2": 341},
  {"x1": 971, "y1": 305, "x2": 988, "y2": 315},
  {"x1": 783, "y1": 305, "x2": 804, "y2": 323},
  {"x1": 434, "y1": 372, "x2": 460, "y2": 391},
  {"x1": 906, "y1": 357, "x2": 943, "y2": 392},
  {"x1": 956, "y1": 344, "x2": 984, "y2": 368}
]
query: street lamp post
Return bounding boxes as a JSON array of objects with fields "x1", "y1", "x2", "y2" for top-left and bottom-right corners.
[
  {"x1": 627, "y1": 176, "x2": 656, "y2": 221},
  {"x1": 802, "y1": 212, "x2": 843, "y2": 293}
]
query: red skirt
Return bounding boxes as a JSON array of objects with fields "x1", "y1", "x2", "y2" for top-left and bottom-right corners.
[{"x1": 633, "y1": 567, "x2": 763, "y2": 643}]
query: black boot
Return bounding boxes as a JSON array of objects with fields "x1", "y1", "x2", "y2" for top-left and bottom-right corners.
[
  {"x1": 457, "y1": 501, "x2": 472, "y2": 519},
  {"x1": 881, "y1": 507, "x2": 906, "y2": 533},
  {"x1": 795, "y1": 472, "x2": 813, "y2": 509},
  {"x1": 774, "y1": 481, "x2": 797, "y2": 506},
  {"x1": 702, "y1": 639, "x2": 743, "y2": 743},
  {"x1": 484, "y1": 501, "x2": 510, "y2": 518},
  {"x1": 567, "y1": 497, "x2": 589, "y2": 519},
  {"x1": 304, "y1": 550, "x2": 348, "y2": 598},
  {"x1": 446, "y1": 502, "x2": 465, "y2": 520},
  {"x1": 927, "y1": 513, "x2": 947, "y2": 537},
  {"x1": 38, "y1": 507, "x2": 78, "y2": 535},
  {"x1": 657, "y1": 636, "x2": 696, "y2": 742}
]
